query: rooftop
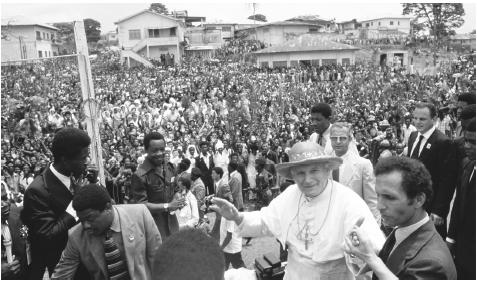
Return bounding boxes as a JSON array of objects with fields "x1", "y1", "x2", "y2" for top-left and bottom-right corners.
[
  {"x1": 237, "y1": 20, "x2": 323, "y2": 31},
  {"x1": 1, "y1": 16, "x2": 58, "y2": 30},
  {"x1": 254, "y1": 33, "x2": 359, "y2": 54},
  {"x1": 450, "y1": 34, "x2": 476, "y2": 40},
  {"x1": 114, "y1": 9, "x2": 184, "y2": 25}
]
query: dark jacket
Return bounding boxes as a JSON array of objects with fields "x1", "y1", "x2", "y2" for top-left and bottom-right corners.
[
  {"x1": 2, "y1": 204, "x2": 28, "y2": 279},
  {"x1": 407, "y1": 130, "x2": 457, "y2": 235},
  {"x1": 130, "y1": 158, "x2": 178, "y2": 238},
  {"x1": 379, "y1": 220, "x2": 456, "y2": 279},
  {"x1": 448, "y1": 159, "x2": 475, "y2": 279},
  {"x1": 194, "y1": 154, "x2": 215, "y2": 196},
  {"x1": 21, "y1": 167, "x2": 77, "y2": 279}
]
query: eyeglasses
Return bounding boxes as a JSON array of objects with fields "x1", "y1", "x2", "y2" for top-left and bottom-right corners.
[{"x1": 330, "y1": 136, "x2": 349, "y2": 142}]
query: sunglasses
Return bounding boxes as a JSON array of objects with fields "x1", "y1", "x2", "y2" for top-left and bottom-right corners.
[{"x1": 330, "y1": 136, "x2": 349, "y2": 142}]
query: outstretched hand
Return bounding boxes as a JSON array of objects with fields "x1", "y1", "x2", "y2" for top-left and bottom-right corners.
[{"x1": 209, "y1": 197, "x2": 242, "y2": 225}]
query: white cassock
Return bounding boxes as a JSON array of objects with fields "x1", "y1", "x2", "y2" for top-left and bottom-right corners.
[{"x1": 238, "y1": 180, "x2": 385, "y2": 279}]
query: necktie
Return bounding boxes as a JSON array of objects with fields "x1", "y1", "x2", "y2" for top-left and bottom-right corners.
[
  {"x1": 378, "y1": 230, "x2": 396, "y2": 263},
  {"x1": 104, "y1": 230, "x2": 130, "y2": 280},
  {"x1": 317, "y1": 134, "x2": 323, "y2": 146},
  {"x1": 332, "y1": 168, "x2": 340, "y2": 182},
  {"x1": 411, "y1": 135, "x2": 424, "y2": 159}
]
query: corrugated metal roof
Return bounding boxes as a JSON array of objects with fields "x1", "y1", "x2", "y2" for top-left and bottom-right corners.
[
  {"x1": 236, "y1": 21, "x2": 322, "y2": 31},
  {"x1": 254, "y1": 33, "x2": 359, "y2": 54},
  {"x1": 1, "y1": 16, "x2": 58, "y2": 30}
]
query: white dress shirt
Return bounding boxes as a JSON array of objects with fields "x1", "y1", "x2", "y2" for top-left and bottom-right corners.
[
  {"x1": 410, "y1": 126, "x2": 436, "y2": 157},
  {"x1": 392, "y1": 214, "x2": 429, "y2": 253},
  {"x1": 49, "y1": 164, "x2": 71, "y2": 192}
]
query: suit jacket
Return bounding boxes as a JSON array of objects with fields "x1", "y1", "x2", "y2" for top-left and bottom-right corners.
[
  {"x1": 382, "y1": 220, "x2": 456, "y2": 279},
  {"x1": 51, "y1": 204, "x2": 162, "y2": 280},
  {"x1": 338, "y1": 153, "x2": 380, "y2": 223},
  {"x1": 20, "y1": 167, "x2": 77, "y2": 277},
  {"x1": 448, "y1": 159, "x2": 475, "y2": 276},
  {"x1": 195, "y1": 154, "x2": 215, "y2": 195},
  {"x1": 215, "y1": 178, "x2": 232, "y2": 203},
  {"x1": 1, "y1": 204, "x2": 28, "y2": 279},
  {"x1": 228, "y1": 170, "x2": 244, "y2": 211},
  {"x1": 407, "y1": 130, "x2": 457, "y2": 219}
]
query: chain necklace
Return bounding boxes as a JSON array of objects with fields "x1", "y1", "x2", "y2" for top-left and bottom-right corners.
[{"x1": 296, "y1": 180, "x2": 334, "y2": 250}]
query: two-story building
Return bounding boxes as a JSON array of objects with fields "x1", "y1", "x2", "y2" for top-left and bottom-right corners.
[
  {"x1": 1, "y1": 17, "x2": 59, "y2": 62},
  {"x1": 115, "y1": 9, "x2": 186, "y2": 66},
  {"x1": 359, "y1": 17, "x2": 411, "y2": 39},
  {"x1": 235, "y1": 21, "x2": 324, "y2": 47}
]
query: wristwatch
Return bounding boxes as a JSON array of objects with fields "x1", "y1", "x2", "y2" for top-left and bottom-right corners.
[{"x1": 164, "y1": 203, "x2": 169, "y2": 212}]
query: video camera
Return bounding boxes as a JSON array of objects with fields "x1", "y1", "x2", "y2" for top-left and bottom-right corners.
[{"x1": 254, "y1": 252, "x2": 285, "y2": 280}]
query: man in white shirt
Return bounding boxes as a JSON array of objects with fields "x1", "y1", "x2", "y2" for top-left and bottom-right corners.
[
  {"x1": 220, "y1": 209, "x2": 245, "y2": 269},
  {"x1": 330, "y1": 123, "x2": 380, "y2": 223},
  {"x1": 344, "y1": 156, "x2": 456, "y2": 279},
  {"x1": 406, "y1": 102, "x2": 456, "y2": 238},
  {"x1": 400, "y1": 116, "x2": 416, "y2": 145},
  {"x1": 308, "y1": 103, "x2": 333, "y2": 155}
]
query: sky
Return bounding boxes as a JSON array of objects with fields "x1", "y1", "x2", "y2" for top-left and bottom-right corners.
[{"x1": 1, "y1": 0, "x2": 475, "y2": 34}]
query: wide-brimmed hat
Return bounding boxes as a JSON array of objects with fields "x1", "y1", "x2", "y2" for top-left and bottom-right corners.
[{"x1": 276, "y1": 142, "x2": 342, "y2": 179}]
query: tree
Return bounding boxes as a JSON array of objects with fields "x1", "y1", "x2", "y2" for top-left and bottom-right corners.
[
  {"x1": 52, "y1": 22, "x2": 75, "y2": 43},
  {"x1": 149, "y1": 3, "x2": 168, "y2": 15},
  {"x1": 248, "y1": 14, "x2": 267, "y2": 22},
  {"x1": 83, "y1": 18, "x2": 101, "y2": 43},
  {"x1": 402, "y1": 3, "x2": 465, "y2": 43}
]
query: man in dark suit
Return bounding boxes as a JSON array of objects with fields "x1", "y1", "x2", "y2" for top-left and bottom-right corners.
[
  {"x1": 21, "y1": 128, "x2": 91, "y2": 279},
  {"x1": 2, "y1": 189, "x2": 28, "y2": 280},
  {"x1": 344, "y1": 157, "x2": 456, "y2": 279},
  {"x1": 195, "y1": 141, "x2": 215, "y2": 196},
  {"x1": 447, "y1": 119, "x2": 476, "y2": 280},
  {"x1": 406, "y1": 102, "x2": 456, "y2": 237}
]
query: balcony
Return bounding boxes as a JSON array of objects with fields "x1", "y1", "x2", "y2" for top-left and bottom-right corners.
[{"x1": 145, "y1": 36, "x2": 179, "y2": 46}]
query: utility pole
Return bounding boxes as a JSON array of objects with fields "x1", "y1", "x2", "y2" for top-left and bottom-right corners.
[{"x1": 74, "y1": 20, "x2": 105, "y2": 186}]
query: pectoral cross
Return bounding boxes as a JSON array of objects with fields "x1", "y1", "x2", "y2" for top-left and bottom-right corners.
[{"x1": 304, "y1": 226, "x2": 313, "y2": 250}]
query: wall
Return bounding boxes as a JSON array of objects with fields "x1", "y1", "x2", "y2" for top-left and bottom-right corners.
[
  {"x1": 242, "y1": 24, "x2": 316, "y2": 46},
  {"x1": 256, "y1": 49, "x2": 357, "y2": 67},
  {"x1": 117, "y1": 12, "x2": 184, "y2": 49},
  {"x1": 1, "y1": 25, "x2": 57, "y2": 61},
  {"x1": 361, "y1": 18, "x2": 410, "y2": 34}
]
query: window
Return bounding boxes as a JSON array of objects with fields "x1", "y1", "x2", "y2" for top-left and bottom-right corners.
[
  {"x1": 379, "y1": 22, "x2": 381, "y2": 26},
  {"x1": 51, "y1": 33, "x2": 55, "y2": 40},
  {"x1": 170, "y1": 28, "x2": 176, "y2": 36},
  {"x1": 43, "y1": 32, "x2": 46, "y2": 39},
  {"x1": 128, "y1": 29, "x2": 141, "y2": 40},
  {"x1": 148, "y1": 29, "x2": 160, "y2": 38},
  {"x1": 311, "y1": 59, "x2": 320, "y2": 66},
  {"x1": 309, "y1": 28, "x2": 318, "y2": 33},
  {"x1": 322, "y1": 59, "x2": 337, "y2": 65},
  {"x1": 38, "y1": 51, "x2": 42, "y2": 58},
  {"x1": 222, "y1": 26, "x2": 231, "y2": 32},
  {"x1": 398, "y1": 21, "x2": 400, "y2": 26},
  {"x1": 371, "y1": 22, "x2": 373, "y2": 26},
  {"x1": 260, "y1": 61, "x2": 269, "y2": 68},
  {"x1": 36, "y1": 31, "x2": 41, "y2": 40},
  {"x1": 390, "y1": 21, "x2": 394, "y2": 25},
  {"x1": 342, "y1": 58, "x2": 350, "y2": 66},
  {"x1": 290, "y1": 60, "x2": 299, "y2": 67},
  {"x1": 365, "y1": 23, "x2": 370, "y2": 27}
]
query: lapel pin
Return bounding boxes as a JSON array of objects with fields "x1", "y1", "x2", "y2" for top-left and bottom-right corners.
[
  {"x1": 426, "y1": 143, "x2": 431, "y2": 149},
  {"x1": 129, "y1": 234, "x2": 134, "y2": 241}
]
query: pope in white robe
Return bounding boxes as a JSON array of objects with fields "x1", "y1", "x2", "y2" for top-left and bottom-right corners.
[{"x1": 212, "y1": 142, "x2": 385, "y2": 279}]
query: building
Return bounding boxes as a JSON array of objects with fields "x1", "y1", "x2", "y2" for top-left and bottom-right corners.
[
  {"x1": 1, "y1": 17, "x2": 59, "y2": 62},
  {"x1": 337, "y1": 19, "x2": 360, "y2": 37},
  {"x1": 202, "y1": 23, "x2": 237, "y2": 41},
  {"x1": 235, "y1": 21, "x2": 325, "y2": 47},
  {"x1": 376, "y1": 49, "x2": 409, "y2": 68},
  {"x1": 184, "y1": 26, "x2": 222, "y2": 58},
  {"x1": 448, "y1": 34, "x2": 476, "y2": 51},
  {"x1": 359, "y1": 17, "x2": 411, "y2": 39},
  {"x1": 253, "y1": 33, "x2": 359, "y2": 68},
  {"x1": 114, "y1": 9, "x2": 187, "y2": 66},
  {"x1": 286, "y1": 15, "x2": 338, "y2": 33}
]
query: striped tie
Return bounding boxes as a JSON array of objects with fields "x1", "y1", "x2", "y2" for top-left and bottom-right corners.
[{"x1": 104, "y1": 230, "x2": 130, "y2": 280}]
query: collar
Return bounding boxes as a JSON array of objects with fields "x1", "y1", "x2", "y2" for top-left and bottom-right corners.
[
  {"x1": 216, "y1": 177, "x2": 226, "y2": 187},
  {"x1": 109, "y1": 206, "x2": 120, "y2": 233},
  {"x1": 394, "y1": 213, "x2": 429, "y2": 248},
  {"x1": 49, "y1": 164, "x2": 71, "y2": 190},
  {"x1": 418, "y1": 125, "x2": 436, "y2": 141}
]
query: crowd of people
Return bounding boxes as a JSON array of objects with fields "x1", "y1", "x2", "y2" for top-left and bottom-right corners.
[{"x1": 1, "y1": 36, "x2": 476, "y2": 279}]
